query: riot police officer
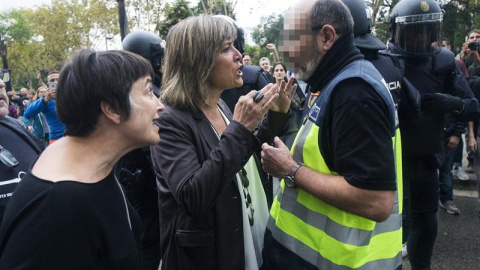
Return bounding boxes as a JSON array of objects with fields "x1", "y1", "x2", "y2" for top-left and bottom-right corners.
[
  {"x1": 387, "y1": 0, "x2": 478, "y2": 268},
  {"x1": 122, "y1": 30, "x2": 165, "y2": 97},
  {"x1": 116, "y1": 30, "x2": 165, "y2": 270}
]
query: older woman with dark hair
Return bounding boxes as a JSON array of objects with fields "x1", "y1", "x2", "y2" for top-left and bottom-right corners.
[
  {"x1": 0, "y1": 49, "x2": 164, "y2": 269},
  {"x1": 151, "y1": 15, "x2": 296, "y2": 270}
]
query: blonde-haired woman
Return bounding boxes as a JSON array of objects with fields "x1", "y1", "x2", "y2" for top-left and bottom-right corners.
[{"x1": 151, "y1": 15, "x2": 296, "y2": 270}]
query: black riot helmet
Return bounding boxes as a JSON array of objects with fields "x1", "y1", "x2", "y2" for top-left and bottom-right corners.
[
  {"x1": 341, "y1": 0, "x2": 385, "y2": 50},
  {"x1": 213, "y1": 15, "x2": 245, "y2": 55},
  {"x1": 122, "y1": 30, "x2": 165, "y2": 73},
  {"x1": 389, "y1": 0, "x2": 443, "y2": 57}
]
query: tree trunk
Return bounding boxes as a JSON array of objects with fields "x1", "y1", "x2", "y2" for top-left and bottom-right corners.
[{"x1": 0, "y1": 37, "x2": 11, "y2": 91}]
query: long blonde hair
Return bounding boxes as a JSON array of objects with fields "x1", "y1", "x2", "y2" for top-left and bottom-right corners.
[{"x1": 161, "y1": 15, "x2": 237, "y2": 110}]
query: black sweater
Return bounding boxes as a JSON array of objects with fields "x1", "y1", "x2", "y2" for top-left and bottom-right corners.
[{"x1": 0, "y1": 172, "x2": 142, "y2": 270}]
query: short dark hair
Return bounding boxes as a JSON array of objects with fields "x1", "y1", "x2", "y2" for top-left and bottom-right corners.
[
  {"x1": 442, "y1": 38, "x2": 451, "y2": 46},
  {"x1": 47, "y1": 71, "x2": 60, "y2": 76},
  {"x1": 57, "y1": 49, "x2": 154, "y2": 137},
  {"x1": 469, "y1": 29, "x2": 480, "y2": 37},
  {"x1": 311, "y1": 0, "x2": 353, "y2": 36},
  {"x1": 271, "y1": 62, "x2": 288, "y2": 78}
]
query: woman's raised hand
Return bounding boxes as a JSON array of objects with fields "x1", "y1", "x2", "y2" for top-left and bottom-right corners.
[
  {"x1": 270, "y1": 76, "x2": 297, "y2": 113},
  {"x1": 232, "y1": 83, "x2": 279, "y2": 131}
]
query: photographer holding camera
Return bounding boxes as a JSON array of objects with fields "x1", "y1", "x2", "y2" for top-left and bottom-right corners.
[
  {"x1": 467, "y1": 38, "x2": 480, "y2": 77},
  {"x1": 24, "y1": 71, "x2": 65, "y2": 144}
]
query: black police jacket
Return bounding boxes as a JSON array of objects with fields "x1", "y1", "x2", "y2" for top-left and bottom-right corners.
[{"x1": 387, "y1": 46, "x2": 478, "y2": 156}]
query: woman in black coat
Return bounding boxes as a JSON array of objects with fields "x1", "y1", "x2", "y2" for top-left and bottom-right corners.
[{"x1": 150, "y1": 15, "x2": 296, "y2": 270}]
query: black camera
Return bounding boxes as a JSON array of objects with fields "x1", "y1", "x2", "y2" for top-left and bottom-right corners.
[{"x1": 468, "y1": 41, "x2": 479, "y2": 51}]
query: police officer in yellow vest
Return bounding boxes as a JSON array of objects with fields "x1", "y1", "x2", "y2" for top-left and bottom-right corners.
[{"x1": 260, "y1": 0, "x2": 402, "y2": 269}]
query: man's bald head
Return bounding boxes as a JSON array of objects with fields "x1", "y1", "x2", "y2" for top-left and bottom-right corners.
[{"x1": 310, "y1": 0, "x2": 353, "y2": 36}]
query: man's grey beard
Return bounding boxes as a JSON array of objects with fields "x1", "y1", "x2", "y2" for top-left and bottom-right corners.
[{"x1": 296, "y1": 51, "x2": 321, "y2": 81}]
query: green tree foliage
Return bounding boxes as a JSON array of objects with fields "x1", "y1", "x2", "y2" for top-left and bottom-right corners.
[
  {"x1": 365, "y1": 0, "x2": 400, "y2": 44},
  {"x1": 442, "y1": 2, "x2": 471, "y2": 52},
  {"x1": 157, "y1": 0, "x2": 194, "y2": 39},
  {"x1": 2, "y1": 0, "x2": 118, "y2": 89},
  {"x1": 127, "y1": 0, "x2": 165, "y2": 34},
  {"x1": 195, "y1": 0, "x2": 237, "y2": 18},
  {"x1": 251, "y1": 14, "x2": 283, "y2": 63},
  {"x1": 0, "y1": 10, "x2": 33, "y2": 46},
  {"x1": 157, "y1": 0, "x2": 237, "y2": 39},
  {"x1": 244, "y1": 43, "x2": 262, "y2": 66},
  {"x1": 0, "y1": 10, "x2": 35, "y2": 90}
]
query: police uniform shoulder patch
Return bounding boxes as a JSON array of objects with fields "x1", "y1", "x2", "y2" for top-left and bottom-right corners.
[{"x1": 309, "y1": 104, "x2": 321, "y2": 122}]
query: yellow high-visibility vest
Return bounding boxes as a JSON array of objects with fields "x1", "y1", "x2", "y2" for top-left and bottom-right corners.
[{"x1": 268, "y1": 60, "x2": 403, "y2": 269}]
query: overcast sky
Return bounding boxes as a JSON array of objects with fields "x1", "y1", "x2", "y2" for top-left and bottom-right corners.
[{"x1": 0, "y1": 0, "x2": 292, "y2": 44}]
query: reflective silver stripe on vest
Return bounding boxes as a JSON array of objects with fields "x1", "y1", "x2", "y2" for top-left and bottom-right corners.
[
  {"x1": 292, "y1": 120, "x2": 400, "y2": 215},
  {"x1": 291, "y1": 119, "x2": 313, "y2": 164},
  {"x1": 267, "y1": 217, "x2": 402, "y2": 270},
  {"x1": 273, "y1": 186, "x2": 402, "y2": 246}
]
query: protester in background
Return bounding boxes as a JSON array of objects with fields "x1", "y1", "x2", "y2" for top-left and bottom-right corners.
[
  {"x1": 243, "y1": 54, "x2": 252, "y2": 65},
  {"x1": 438, "y1": 112, "x2": 464, "y2": 215},
  {"x1": 24, "y1": 71, "x2": 65, "y2": 144},
  {"x1": 10, "y1": 88, "x2": 28, "y2": 118},
  {"x1": 22, "y1": 89, "x2": 48, "y2": 144},
  {"x1": 0, "y1": 49, "x2": 164, "y2": 269},
  {"x1": 467, "y1": 44, "x2": 480, "y2": 219},
  {"x1": 271, "y1": 61, "x2": 304, "y2": 148},
  {"x1": 259, "y1": 57, "x2": 270, "y2": 72},
  {"x1": 266, "y1": 43, "x2": 280, "y2": 62},
  {"x1": 259, "y1": 56, "x2": 274, "y2": 83},
  {"x1": 151, "y1": 15, "x2": 295, "y2": 269},
  {"x1": 36, "y1": 70, "x2": 46, "y2": 88},
  {"x1": 35, "y1": 86, "x2": 50, "y2": 145},
  {"x1": 459, "y1": 29, "x2": 480, "y2": 69},
  {"x1": 7, "y1": 97, "x2": 17, "y2": 119},
  {"x1": 6, "y1": 90, "x2": 21, "y2": 119},
  {"x1": 442, "y1": 38, "x2": 472, "y2": 182}
]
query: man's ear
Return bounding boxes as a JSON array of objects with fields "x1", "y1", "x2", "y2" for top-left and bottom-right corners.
[
  {"x1": 100, "y1": 101, "x2": 122, "y2": 124},
  {"x1": 316, "y1": 24, "x2": 337, "y2": 51}
]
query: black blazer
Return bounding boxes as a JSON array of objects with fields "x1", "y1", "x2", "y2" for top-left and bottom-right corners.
[{"x1": 150, "y1": 100, "x2": 289, "y2": 270}]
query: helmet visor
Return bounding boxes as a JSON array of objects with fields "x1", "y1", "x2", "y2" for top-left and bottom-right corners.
[{"x1": 394, "y1": 14, "x2": 442, "y2": 56}]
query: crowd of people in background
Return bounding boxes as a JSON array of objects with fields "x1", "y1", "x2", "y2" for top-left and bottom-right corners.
[{"x1": 0, "y1": 0, "x2": 480, "y2": 269}]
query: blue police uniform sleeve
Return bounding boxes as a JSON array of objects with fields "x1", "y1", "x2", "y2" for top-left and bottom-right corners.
[
  {"x1": 453, "y1": 63, "x2": 480, "y2": 121},
  {"x1": 398, "y1": 77, "x2": 423, "y2": 128}
]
